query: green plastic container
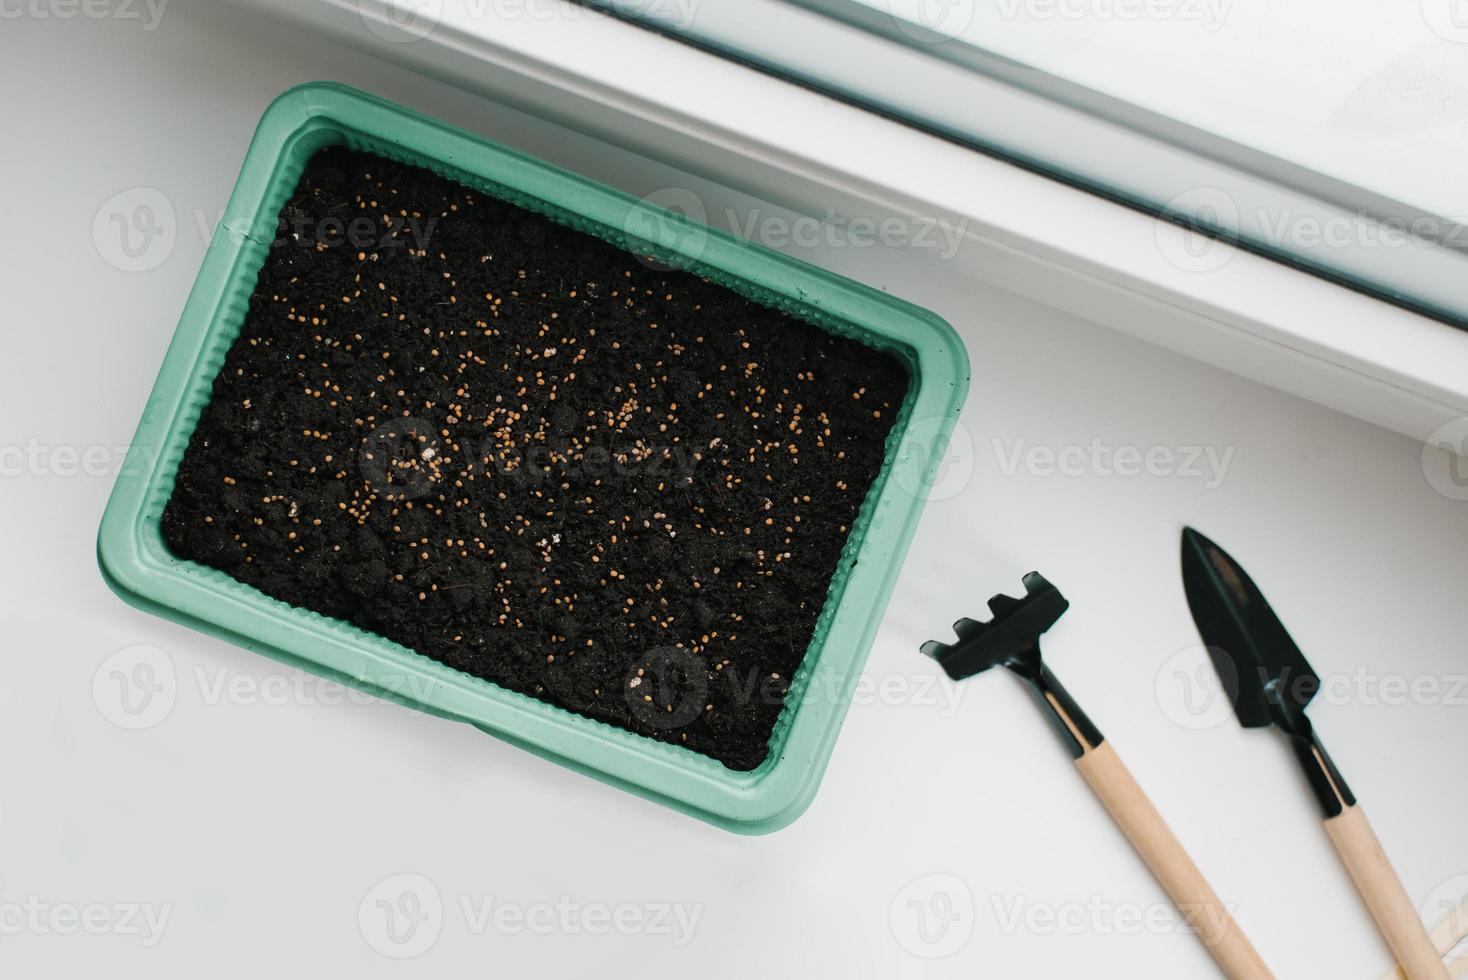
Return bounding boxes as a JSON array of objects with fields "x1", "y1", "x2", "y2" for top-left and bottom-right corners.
[{"x1": 97, "y1": 82, "x2": 969, "y2": 833}]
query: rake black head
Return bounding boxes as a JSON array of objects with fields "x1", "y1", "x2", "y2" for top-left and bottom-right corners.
[
  {"x1": 921, "y1": 572, "x2": 1070, "y2": 681},
  {"x1": 920, "y1": 572, "x2": 1100, "y2": 757}
]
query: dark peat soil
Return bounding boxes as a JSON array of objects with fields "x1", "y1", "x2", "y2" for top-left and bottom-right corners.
[{"x1": 163, "y1": 146, "x2": 909, "y2": 769}]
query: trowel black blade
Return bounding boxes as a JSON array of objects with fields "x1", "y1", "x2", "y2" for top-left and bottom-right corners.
[
  {"x1": 1180, "y1": 527, "x2": 1319, "y2": 729},
  {"x1": 1179, "y1": 531, "x2": 1455, "y2": 977}
]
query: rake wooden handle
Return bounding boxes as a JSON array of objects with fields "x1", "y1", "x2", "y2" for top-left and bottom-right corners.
[
  {"x1": 1325, "y1": 805, "x2": 1449, "y2": 980},
  {"x1": 1075, "y1": 742, "x2": 1275, "y2": 980}
]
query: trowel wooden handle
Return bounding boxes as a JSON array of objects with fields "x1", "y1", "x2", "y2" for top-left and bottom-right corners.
[
  {"x1": 1325, "y1": 805, "x2": 1449, "y2": 980},
  {"x1": 1380, "y1": 893, "x2": 1468, "y2": 979},
  {"x1": 1075, "y1": 742, "x2": 1275, "y2": 980}
]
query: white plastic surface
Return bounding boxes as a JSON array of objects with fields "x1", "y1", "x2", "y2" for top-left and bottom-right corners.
[{"x1": 2, "y1": 4, "x2": 1466, "y2": 979}]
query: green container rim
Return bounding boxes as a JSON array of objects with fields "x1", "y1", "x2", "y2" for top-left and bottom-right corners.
[{"x1": 97, "y1": 82, "x2": 969, "y2": 834}]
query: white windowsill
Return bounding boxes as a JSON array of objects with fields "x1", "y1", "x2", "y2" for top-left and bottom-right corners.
[{"x1": 246, "y1": 0, "x2": 1468, "y2": 444}]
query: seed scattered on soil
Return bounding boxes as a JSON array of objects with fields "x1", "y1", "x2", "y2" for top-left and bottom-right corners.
[{"x1": 162, "y1": 146, "x2": 908, "y2": 770}]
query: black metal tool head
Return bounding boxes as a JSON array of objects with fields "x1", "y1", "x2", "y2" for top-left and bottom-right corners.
[
  {"x1": 1180, "y1": 527, "x2": 1320, "y2": 730},
  {"x1": 921, "y1": 572, "x2": 1070, "y2": 680}
]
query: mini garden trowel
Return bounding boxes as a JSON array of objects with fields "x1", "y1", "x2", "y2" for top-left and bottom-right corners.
[
  {"x1": 923, "y1": 572, "x2": 1274, "y2": 979},
  {"x1": 1181, "y1": 528, "x2": 1448, "y2": 980}
]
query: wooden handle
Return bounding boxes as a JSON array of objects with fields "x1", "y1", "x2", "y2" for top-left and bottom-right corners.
[
  {"x1": 1075, "y1": 741, "x2": 1275, "y2": 980},
  {"x1": 1422, "y1": 896, "x2": 1468, "y2": 966},
  {"x1": 1325, "y1": 805, "x2": 1449, "y2": 980},
  {"x1": 1380, "y1": 891, "x2": 1468, "y2": 979}
]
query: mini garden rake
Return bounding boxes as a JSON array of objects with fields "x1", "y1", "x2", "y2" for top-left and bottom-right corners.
[{"x1": 922, "y1": 572, "x2": 1274, "y2": 980}]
